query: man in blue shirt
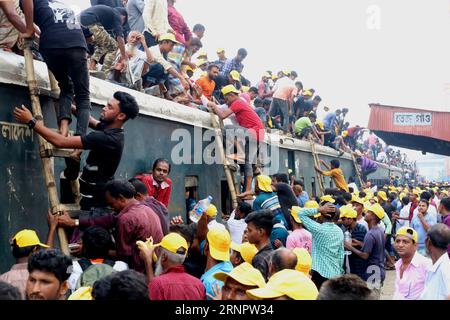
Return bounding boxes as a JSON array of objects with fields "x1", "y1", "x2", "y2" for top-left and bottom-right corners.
[
  {"x1": 200, "y1": 228, "x2": 233, "y2": 300},
  {"x1": 322, "y1": 109, "x2": 341, "y2": 147},
  {"x1": 411, "y1": 200, "x2": 437, "y2": 256}
]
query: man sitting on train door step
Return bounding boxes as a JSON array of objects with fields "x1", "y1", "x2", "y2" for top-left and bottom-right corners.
[
  {"x1": 134, "y1": 158, "x2": 172, "y2": 208},
  {"x1": 13, "y1": 91, "x2": 139, "y2": 211},
  {"x1": 315, "y1": 159, "x2": 349, "y2": 192},
  {"x1": 356, "y1": 156, "x2": 378, "y2": 183},
  {"x1": 206, "y1": 85, "x2": 265, "y2": 197}
]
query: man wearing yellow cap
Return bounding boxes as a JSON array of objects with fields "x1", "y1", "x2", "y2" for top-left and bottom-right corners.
[
  {"x1": 0, "y1": 229, "x2": 50, "y2": 298},
  {"x1": 253, "y1": 175, "x2": 288, "y2": 227},
  {"x1": 344, "y1": 203, "x2": 386, "y2": 298},
  {"x1": 214, "y1": 48, "x2": 227, "y2": 71},
  {"x1": 210, "y1": 262, "x2": 265, "y2": 300},
  {"x1": 230, "y1": 242, "x2": 258, "y2": 267},
  {"x1": 287, "y1": 207, "x2": 312, "y2": 254},
  {"x1": 200, "y1": 228, "x2": 233, "y2": 300},
  {"x1": 352, "y1": 197, "x2": 369, "y2": 232},
  {"x1": 207, "y1": 84, "x2": 265, "y2": 195},
  {"x1": 393, "y1": 227, "x2": 431, "y2": 300},
  {"x1": 339, "y1": 205, "x2": 367, "y2": 279},
  {"x1": 246, "y1": 269, "x2": 318, "y2": 300},
  {"x1": 138, "y1": 233, "x2": 206, "y2": 300}
]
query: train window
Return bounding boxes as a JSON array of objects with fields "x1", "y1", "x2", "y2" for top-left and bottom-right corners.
[{"x1": 185, "y1": 176, "x2": 198, "y2": 217}]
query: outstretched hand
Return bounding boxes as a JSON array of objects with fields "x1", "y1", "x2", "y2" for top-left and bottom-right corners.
[
  {"x1": 13, "y1": 105, "x2": 33, "y2": 124},
  {"x1": 206, "y1": 283, "x2": 223, "y2": 300}
]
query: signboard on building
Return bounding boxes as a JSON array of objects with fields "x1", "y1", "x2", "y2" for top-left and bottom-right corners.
[{"x1": 393, "y1": 113, "x2": 432, "y2": 126}]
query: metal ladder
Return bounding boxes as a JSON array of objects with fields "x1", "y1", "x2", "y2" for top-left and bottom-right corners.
[{"x1": 23, "y1": 39, "x2": 79, "y2": 255}]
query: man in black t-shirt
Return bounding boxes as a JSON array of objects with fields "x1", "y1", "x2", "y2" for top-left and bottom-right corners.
[
  {"x1": 20, "y1": 0, "x2": 91, "y2": 140},
  {"x1": 80, "y1": 5, "x2": 128, "y2": 73},
  {"x1": 14, "y1": 91, "x2": 139, "y2": 211}
]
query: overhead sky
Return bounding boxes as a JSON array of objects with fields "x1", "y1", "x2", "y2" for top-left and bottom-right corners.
[{"x1": 65, "y1": 0, "x2": 449, "y2": 168}]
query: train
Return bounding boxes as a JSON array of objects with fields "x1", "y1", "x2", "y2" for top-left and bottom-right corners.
[{"x1": 0, "y1": 51, "x2": 406, "y2": 272}]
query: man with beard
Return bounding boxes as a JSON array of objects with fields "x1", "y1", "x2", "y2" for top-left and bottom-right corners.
[
  {"x1": 138, "y1": 233, "x2": 205, "y2": 300},
  {"x1": 14, "y1": 91, "x2": 139, "y2": 211},
  {"x1": 26, "y1": 249, "x2": 72, "y2": 300},
  {"x1": 195, "y1": 64, "x2": 220, "y2": 100}
]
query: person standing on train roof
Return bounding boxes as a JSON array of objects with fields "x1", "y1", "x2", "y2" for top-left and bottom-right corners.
[
  {"x1": 13, "y1": 91, "x2": 139, "y2": 211},
  {"x1": 315, "y1": 159, "x2": 349, "y2": 193},
  {"x1": 134, "y1": 158, "x2": 172, "y2": 208}
]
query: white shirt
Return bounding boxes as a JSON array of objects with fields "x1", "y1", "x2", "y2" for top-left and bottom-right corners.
[
  {"x1": 143, "y1": 0, "x2": 171, "y2": 36},
  {"x1": 396, "y1": 203, "x2": 411, "y2": 229},
  {"x1": 420, "y1": 253, "x2": 450, "y2": 300},
  {"x1": 149, "y1": 45, "x2": 172, "y2": 71},
  {"x1": 68, "y1": 259, "x2": 128, "y2": 291},
  {"x1": 226, "y1": 211, "x2": 247, "y2": 244}
]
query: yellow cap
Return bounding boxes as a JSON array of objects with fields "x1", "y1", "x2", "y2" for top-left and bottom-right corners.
[
  {"x1": 412, "y1": 189, "x2": 420, "y2": 196},
  {"x1": 302, "y1": 89, "x2": 313, "y2": 97},
  {"x1": 246, "y1": 269, "x2": 318, "y2": 300},
  {"x1": 262, "y1": 72, "x2": 271, "y2": 79},
  {"x1": 320, "y1": 195, "x2": 335, "y2": 204},
  {"x1": 214, "y1": 262, "x2": 265, "y2": 288},
  {"x1": 11, "y1": 229, "x2": 49, "y2": 248},
  {"x1": 304, "y1": 200, "x2": 319, "y2": 209},
  {"x1": 367, "y1": 203, "x2": 385, "y2": 220},
  {"x1": 230, "y1": 242, "x2": 258, "y2": 264},
  {"x1": 184, "y1": 65, "x2": 195, "y2": 73},
  {"x1": 154, "y1": 233, "x2": 188, "y2": 255},
  {"x1": 315, "y1": 120, "x2": 324, "y2": 130},
  {"x1": 207, "y1": 228, "x2": 231, "y2": 261},
  {"x1": 292, "y1": 248, "x2": 312, "y2": 276},
  {"x1": 272, "y1": 74, "x2": 278, "y2": 80},
  {"x1": 216, "y1": 48, "x2": 225, "y2": 53},
  {"x1": 229, "y1": 70, "x2": 241, "y2": 81},
  {"x1": 221, "y1": 84, "x2": 240, "y2": 96},
  {"x1": 396, "y1": 226, "x2": 418, "y2": 243},
  {"x1": 68, "y1": 287, "x2": 93, "y2": 300},
  {"x1": 159, "y1": 33, "x2": 179, "y2": 44},
  {"x1": 241, "y1": 86, "x2": 250, "y2": 93},
  {"x1": 377, "y1": 191, "x2": 388, "y2": 201},
  {"x1": 290, "y1": 206, "x2": 303, "y2": 224},
  {"x1": 206, "y1": 204, "x2": 218, "y2": 218},
  {"x1": 351, "y1": 196, "x2": 365, "y2": 206},
  {"x1": 340, "y1": 204, "x2": 357, "y2": 219},
  {"x1": 282, "y1": 70, "x2": 290, "y2": 76},
  {"x1": 341, "y1": 130, "x2": 348, "y2": 138},
  {"x1": 196, "y1": 59, "x2": 208, "y2": 67},
  {"x1": 197, "y1": 51, "x2": 207, "y2": 58},
  {"x1": 256, "y1": 175, "x2": 273, "y2": 193}
]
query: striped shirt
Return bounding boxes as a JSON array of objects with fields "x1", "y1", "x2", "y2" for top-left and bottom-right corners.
[{"x1": 297, "y1": 208, "x2": 344, "y2": 279}]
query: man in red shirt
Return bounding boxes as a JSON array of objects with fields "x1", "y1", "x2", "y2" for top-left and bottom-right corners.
[
  {"x1": 135, "y1": 159, "x2": 172, "y2": 208},
  {"x1": 138, "y1": 233, "x2": 206, "y2": 300},
  {"x1": 207, "y1": 85, "x2": 265, "y2": 195},
  {"x1": 104, "y1": 180, "x2": 163, "y2": 273}
]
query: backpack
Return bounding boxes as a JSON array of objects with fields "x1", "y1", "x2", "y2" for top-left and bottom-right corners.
[{"x1": 76, "y1": 258, "x2": 116, "y2": 289}]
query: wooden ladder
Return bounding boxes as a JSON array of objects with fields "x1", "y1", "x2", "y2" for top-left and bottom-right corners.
[
  {"x1": 310, "y1": 138, "x2": 325, "y2": 195},
  {"x1": 23, "y1": 39, "x2": 79, "y2": 255},
  {"x1": 208, "y1": 106, "x2": 239, "y2": 210}
]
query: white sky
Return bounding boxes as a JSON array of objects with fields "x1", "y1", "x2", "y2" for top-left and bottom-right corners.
[{"x1": 65, "y1": 0, "x2": 450, "y2": 169}]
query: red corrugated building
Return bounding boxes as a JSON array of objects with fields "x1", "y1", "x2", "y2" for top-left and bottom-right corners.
[{"x1": 368, "y1": 104, "x2": 450, "y2": 156}]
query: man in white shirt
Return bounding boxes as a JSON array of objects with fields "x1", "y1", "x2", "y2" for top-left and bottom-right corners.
[
  {"x1": 420, "y1": 223, "x2": 450, "y2": 300},
  {"x1": 142, "y1": 0, "x2": 171, "y2": 47},
  {"x1": 226, "y1": 202, "x2": 252, "y2": 244}
]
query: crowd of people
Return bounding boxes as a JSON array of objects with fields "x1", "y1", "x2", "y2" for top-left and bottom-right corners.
[{"x1": 0, "y1": 0, "x2": 447, "y2": 302}]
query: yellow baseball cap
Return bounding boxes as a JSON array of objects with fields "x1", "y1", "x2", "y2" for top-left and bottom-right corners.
[
  {"x1": 292, "y1": 248, "x2": 312, "y2": 276},
  {"x1": 367, "y1": 203, "x2": 385, "y2": 220},
  {"x1": 340, "y1": 205, "x2": 357, "y2": 219},
  {"x1": 154, "y1": 233, "x2": 189, "y2": 255},
  {"x1": 305, "y1": 200, "x2": 319, "y2": 208},
  {"x1": 206, "y1": 204, "x2": 218, "y2": 218},
  {"x1": 377, "y1": 191, "x2": 388, "y2": 201},
  {"x1": 246, "y1": 269, "x2": 318, "y2": 300},
  {"x1": 341, "y1": 130, "x2": 348, "y2": 138},
  {"x1": 214, "y1": 262, "x2": 265, "y2": 288},
  {"x1": 256, "y1": 175, "x2": 272, "y2": 193},
  {"x1": 221, "y1": 84, "x2": 240, "y2": 96},
  {"x1": 282, "y1": 70, "x2": 290, "y2": 76},
  {"x1": 315, "y1": 120, "x2": 324, "y2": 130},
  {"x1": 216, "y1": 48, "x2": 225, "y2": 53},
  {"x1": 196, "y1": 59, "x2": 208, "y2": 67},
  {"x1": 229, "y1": 70, "x2": 241, "y2": 81},
  {"x1": 396, "y1": 226, "x2": 418, "y2": 243},
  {"x1": 290, "y1": 206, "x2": 303, "y2": 224},
  {"x1": 230, "y1": 242, "x2": 258, "y2": 264},
  {"x1": 11, "y1": 229, "x2": 49, "y2": 248},
  {"x1": 412, "y1": 189, "x2": 420, "y2": 196},
  {"x1": 68, "y1": 287, "x2": 93, "y2": 300},
  {"x1": 272, "y1": 74, "x2": 278, "y2": 80},
  {"x1": 241, "y1": 86, "x2": 250, "y2": 93},
  {"x1": 262, "y1": 72, "x2": 271, "y2": 79},
  {"x1": 207, "y1": 228, "x2": 231, "y2": 261},
  {"x1": 320, "y1": 195, "x2": 335, "y2": 204},
  {"x1": 351, "y1": 196, "x2": 365, "y2": 206},
  {"x1": 197, "y1": 51, "x2": 207, "y2": 58},
  {"x1": 302, "y1": 89, "x2": 313, "y2": 97},
  {"x1": 159, "y1": 33, "x2": 179, "y2": 44}
]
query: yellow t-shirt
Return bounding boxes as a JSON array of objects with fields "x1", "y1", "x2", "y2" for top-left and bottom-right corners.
[{"x1": 323, "y1": 168, "x2": 349, "y2": 192}]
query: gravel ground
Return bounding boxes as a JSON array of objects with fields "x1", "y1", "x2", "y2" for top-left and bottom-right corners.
[{"x1": 380, "y1": 269, "x2": 396, "y2": 300}]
